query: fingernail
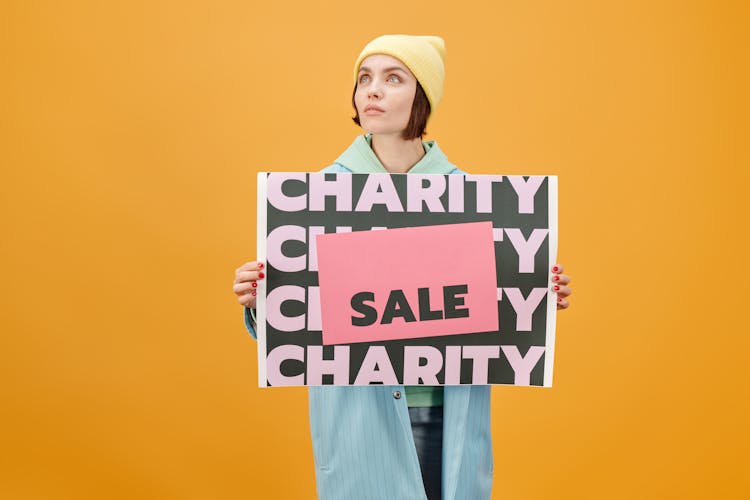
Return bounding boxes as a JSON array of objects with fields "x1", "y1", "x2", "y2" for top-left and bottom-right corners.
[
  {"x1": 557, "y1": 297, "x2": 562, "y2": 302},
  {"x1": 552, "y1": 266, "x2": 559, "y2": 272},
  {"x1": 251, "y1": 290, "x2": 256, "y2": 296},
  {"x1": 553, "y1": 275, "x2": 560, "y2": 282},
  {"x1": 258, "y1": 272, "x2": 265, "y2": 279},
  {"x1": 252, "y1": 282, "x2": 257, "y2": 288},
  {"x1": 258, "y1": 262, "x2": 265, "y2": 269},
  {"x1": 553, "y1": 285, "x2": 560, "y2": 291}
]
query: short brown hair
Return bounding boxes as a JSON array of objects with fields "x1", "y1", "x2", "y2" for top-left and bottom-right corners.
[{"x1": 351, "y1": 81, "x2": 431, "y2": 140}]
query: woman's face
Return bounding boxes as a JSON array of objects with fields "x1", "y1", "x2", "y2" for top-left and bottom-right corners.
[{"x1": 354, "y1": 54, "x2": 417, "y2": 136}]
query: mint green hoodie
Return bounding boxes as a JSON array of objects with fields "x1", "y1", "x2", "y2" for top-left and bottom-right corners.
[{"x1": 327, "y1": 133, "x2": 460, "y2": 175}]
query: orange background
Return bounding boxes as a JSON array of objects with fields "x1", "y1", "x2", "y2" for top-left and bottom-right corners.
[{"x1": 2, "y1": 1, "x2": 748, "y2": 498}]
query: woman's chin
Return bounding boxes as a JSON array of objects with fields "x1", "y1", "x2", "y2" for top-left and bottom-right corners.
[{"x1": 362, "y1": 125, "x2": 404, "y2": 137}]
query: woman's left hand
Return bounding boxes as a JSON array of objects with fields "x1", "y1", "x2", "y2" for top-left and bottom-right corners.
[{"x1": 550, "y1": 264, "x2": 572, "y2": 310}]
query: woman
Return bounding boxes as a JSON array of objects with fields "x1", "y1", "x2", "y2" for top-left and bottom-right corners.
[{"x1": 233, "y1": 34, "x2": 572, "y2": 500}]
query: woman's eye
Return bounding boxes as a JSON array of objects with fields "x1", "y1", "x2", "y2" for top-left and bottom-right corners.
[{"x1": 358, "y1": 74, "x2": 400, "y2": 84}]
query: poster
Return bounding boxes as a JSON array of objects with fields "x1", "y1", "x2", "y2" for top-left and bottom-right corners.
[{"x1": 256, "y1": 172, "x2": 558, "y2": 387}]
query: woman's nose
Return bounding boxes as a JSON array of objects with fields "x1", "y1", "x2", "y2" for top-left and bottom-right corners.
[{"x1": 368, "y1": 82, "x2": 383, "y2": 99}]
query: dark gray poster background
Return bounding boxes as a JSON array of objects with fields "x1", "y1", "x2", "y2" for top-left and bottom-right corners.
[{"x1": 261, "y1": 173, "x2": 552, "y2": 386}]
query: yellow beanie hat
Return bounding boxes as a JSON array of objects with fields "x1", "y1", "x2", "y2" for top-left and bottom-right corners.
[{"x1": 353, "y1": 34, "x2": 446, "y2": 112}]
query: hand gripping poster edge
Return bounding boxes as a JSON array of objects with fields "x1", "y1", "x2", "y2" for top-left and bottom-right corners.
[
  {"x1": 257, "y1": 171, "x2": 269, "y2": 388},
  {"x1": 544, "y1": 175, "x2": 558, "y2": 388}
]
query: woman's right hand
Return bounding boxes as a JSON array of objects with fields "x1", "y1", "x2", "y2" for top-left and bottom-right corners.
[{"x1": 233, "y1": 260, "x2": 265, "y2": 310}]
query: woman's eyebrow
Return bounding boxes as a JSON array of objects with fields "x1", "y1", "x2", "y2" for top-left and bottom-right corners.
[{"x1": 358, "y1": 66, "x2": 408, "y2": 74}]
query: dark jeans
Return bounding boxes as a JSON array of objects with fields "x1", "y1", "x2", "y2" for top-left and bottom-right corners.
[{"x1": 408, "y1": 406, "x2": 443, "y2": 500}]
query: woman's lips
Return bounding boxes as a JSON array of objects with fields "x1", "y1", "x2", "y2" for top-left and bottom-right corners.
[{"x1": 364, "y1": 106, "x2": 384, "y2": 115}]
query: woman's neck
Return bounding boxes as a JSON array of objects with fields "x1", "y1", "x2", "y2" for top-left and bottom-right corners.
[{"x1": 370, "y1": 133, "x2": 425, "y2": 174}]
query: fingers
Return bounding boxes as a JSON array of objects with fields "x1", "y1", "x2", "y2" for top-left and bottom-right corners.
[
  {"x1": 551, "y1": 273, "x2": 570, "y2": 285},
  {"x1": 235, "y1": 270, "x2": 266, "y2": 284},
  {"x1": 234, "y1": 260, "x2": 264, "y2": 309},
  {"x1": 233, "y1": 281, "x2": 258, "y2": 294},
  {"x1": 551, "y1": 263, "x2": 571, "y2": 310},
  {"x1": 549, "y1": 264, "x2": 571, "y2": 296},
  {"x1": 234, "y1": 260, "x2": 266, "y2": 285},
  {"x1": 236, "y1": 260, "x2": 265, "y2": 275},
  {"x1": 237, "y1": 290, "x2": 257, "y2": 309},
  {"x1": 551, "y1": 284, "x2": 571, "y2": 297}
]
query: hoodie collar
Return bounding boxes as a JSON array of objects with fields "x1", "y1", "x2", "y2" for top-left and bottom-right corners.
[{"x1": 332, "y1": 133, "x2": 457, "y2": 174}]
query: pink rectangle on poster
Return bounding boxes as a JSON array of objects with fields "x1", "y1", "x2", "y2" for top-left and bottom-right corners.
[{"x1": 316, "y1": 221, "x2": 499, "y2": 345}]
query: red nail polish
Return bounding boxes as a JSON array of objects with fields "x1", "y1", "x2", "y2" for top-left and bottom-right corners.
[
  {"x1": 553, "y1": 285, "x2": 560, "y2": 291},
  {"x1": 251, "y1": 290, "x2": 256, "y2": 296},
  {"x1": 557, "y1": 297, "x2": 562, "y2": 302},
  {"x1": 258, "y1": 272, "x2": 265, "y2": 279},
  {"x1": 552, "y1": 266, "x2": 559, "y2": 272},
  {"x1": 252, "y1": 282, "x2": 257, "y2": 288},
  {"x1": 553, "y1": 275, "x2": 559, "y2": 282},
  {"x1": 258, "y1": 262, "x2": 264, "y2": 269}
]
